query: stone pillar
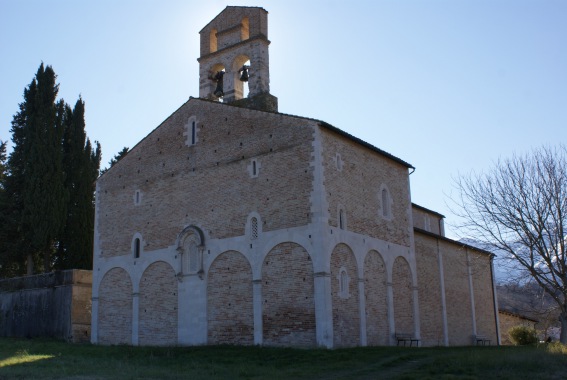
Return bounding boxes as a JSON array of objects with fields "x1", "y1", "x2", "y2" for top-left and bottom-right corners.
[
  {"x1": 314, "y1": 271, "x2": 333, "y2": 348},
  {"x1": 252, "y1": 279, "x2": 263, "y2": 345},
  {"x1": 132, "y1": 292, "x2": 139, "y2": 345},
  {"x1": 386, "y1": 281, "x2": 395, "y2": 345},
  {"x1": 358, "y1": 278, "x2": 367, "y2": 346},
  {"x1": 437, "y1": 240, "x2": 449, "y2": 346},
  {"x1": 91, "y1": 297, "x2": 99, "y2": 344}
]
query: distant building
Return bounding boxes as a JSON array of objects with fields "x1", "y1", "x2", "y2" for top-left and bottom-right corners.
[
  {"x1": 91, "y1": 6, "x2": 499, "y2": 347},
  {"x1": 498, "y1": 309, "x2": 538, "y2": 345}
]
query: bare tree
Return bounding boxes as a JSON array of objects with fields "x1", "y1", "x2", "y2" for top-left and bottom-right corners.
[{"x1": 451, "y1": 145, "x2": 567, "y2": 343}]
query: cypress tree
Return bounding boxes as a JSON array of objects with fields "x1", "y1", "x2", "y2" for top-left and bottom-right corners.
[
  {"x1": 6, "y1": 64, "x2": 67, "y2": 274},
  {"x1": 57, "y1": 99, "x2": 101, "y2": 269}
]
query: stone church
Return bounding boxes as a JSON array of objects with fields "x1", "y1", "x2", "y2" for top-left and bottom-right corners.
[{"x1": 91, "y1": 6, "x2": 500, "y2": 348}]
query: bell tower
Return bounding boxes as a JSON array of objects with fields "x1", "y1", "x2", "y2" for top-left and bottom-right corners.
[{"x1": 198, "y1": 6, "x2": 278, "y2": 112}]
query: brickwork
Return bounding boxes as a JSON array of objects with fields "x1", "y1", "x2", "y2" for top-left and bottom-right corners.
[
  {"x1": 330, "y1": 243, "x2": 360, "y2": 347},
  {"x1": 96, "y1": 99, "x2": 315, "y2": 258},
  {"x1": 441, "y1": 241, "x2": 474, "y2": 345},
  {"x1": 199, "y1": 7, "x2": 268, "y2": 57},
  {"x1": 262, "y1": 242, "x2": 316, "y2": 347},
  {"x1": 412, "y1": 205, "x2": 443, "y2": 235},
  {"x1": 364, "y1": 250, "x2": 389, "y2": 346},
  {"x1": 320, "y1": 129, "x2": 411, "y2": 247},
  {"x1": 414, "y1": 234, "x2": 445, "y2": 346},
  {"x1": 207, "y1": 250, "x2": 254, "y2": 345},
  {"x1": 392, "y1": 257, "x2": 414, "y2": 335},
  {"x1": 138, "y1": 261, "x2": 177, "y2": 346},
  {"x1": 470, "y1": 252, "x2": 497, "y2": 343},
  {"x1": 98, "y1": 268, "x2": 132, "y2": 345}
]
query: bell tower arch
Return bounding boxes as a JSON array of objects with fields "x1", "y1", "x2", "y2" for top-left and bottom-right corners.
[{"x1": 198, "y1": 6, "x2": 278, "y2": 112}]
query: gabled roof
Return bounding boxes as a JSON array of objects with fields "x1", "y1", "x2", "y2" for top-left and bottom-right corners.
[
  {"x1": 98, "y1": 96, "x2": 414, "y2": 180},
  {"x1": 193, "y1": 97, "x2": 414, "y2": 169},
  {"x1": 414, "y1": 227, "x2": 494, "y2": 257},
  {"x1": 412, "y1": 203, "x2": 445, "y2": 218}
]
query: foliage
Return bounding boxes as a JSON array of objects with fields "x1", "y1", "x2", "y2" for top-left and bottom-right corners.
[
  {"x1": 1, "y1": 338, "x2": 567, "y2": 379},
  {"x1": 100, "y1": 146, "x2": 128, "y2": 174},
  {"x1": 452, "y1": 145, "x2": 567, "y2": 343},
  {"x1": 0, "y1": 63, "x2": 101, "y2": 276},
  {"x1": 508, "y1": 325, "x2": 539, "y2": 346}
]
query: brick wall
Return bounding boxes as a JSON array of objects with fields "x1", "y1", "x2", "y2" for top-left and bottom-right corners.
[
  {"x1": 392, "y1": 257, "x2": 414, "y2": 335},
  {"x1": 320, "y1": 129, "x2": 411, "y2": 247},
  {"x1": 415, "y1": 235, "x2": 445, "y2": 346},
  {"x1": 330, "y1": 243, "x2": 360, "y2": 347},
  {"x1": 98, "y1": 268, "x2": 132, "y2": 345},
  {"x1": 262, "y1": 242, "x2": 316, "y2": 347},
  {"x1": 470, "y1": 252, "x2": 497, "y2": 343},
  {"x1": 138, "y1": 261, "x2": 177, "y2": 345},
  {"x1": 364, "y1": 250, "x2": 389, "y2": 346},
  {"x1": 96, "y1": 99, "x2": 315, "y2": 258},
  {"x1": 207, "y1": 250, "x2": 254, "y2": 345}
]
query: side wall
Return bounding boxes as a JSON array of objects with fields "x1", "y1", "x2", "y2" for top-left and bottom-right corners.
[
  {"x1": 95, "y1": 99, "x2": 316, "y2": 259},
  {"x1": 415, "y1": 232, "x2": 498, "y2": 346},
  {"x1": 0, "y1": 270, "x2": 92, "y2": 342}
]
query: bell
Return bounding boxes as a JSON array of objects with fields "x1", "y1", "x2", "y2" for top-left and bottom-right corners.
[
  {"x1": 239, "y1": 65, "x2": 249, "y2": 82},
  {"x1": 214, "y1": 85, "x2": 224, "y2": 98}
]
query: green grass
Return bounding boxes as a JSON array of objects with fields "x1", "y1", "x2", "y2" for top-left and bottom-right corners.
[{"x1": 0, "y1": 339, "x2": 566, "y2": 379}]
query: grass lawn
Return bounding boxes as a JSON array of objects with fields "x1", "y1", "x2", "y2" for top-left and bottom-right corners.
[{"x1": 0, "y1": 338, "x2": 566, "y2": 379}]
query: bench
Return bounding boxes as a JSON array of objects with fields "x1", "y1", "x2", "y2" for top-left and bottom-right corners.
[
  {"x1": 474, "y1": 335, "x2": 491, "y2": 346},
  {"x1": 395, "y1": 333, "x2": 420, "y2": 347}
]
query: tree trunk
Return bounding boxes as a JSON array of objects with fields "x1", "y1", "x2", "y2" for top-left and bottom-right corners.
[
  {"x1": 26, "y1": 253, "x2": 33, "y2": 276},
  {"x1": 560, "y1": 312, "x2": 567, "y2": 344}
]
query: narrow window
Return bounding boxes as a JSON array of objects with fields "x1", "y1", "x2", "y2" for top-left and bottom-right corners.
[
  {"x1": 241, "y1": 18, "x2": 249, "y2": 40},
  {"x1": 134, "y1": 238, "x2": 140, "y2": 258},
  {"x1": 210, "y1": 29, "x2": 217, "y2": 53},
  {"x1": 339, "y1": 209, "x2": 345, "y2": 230},
  {"x1": 191, "y1": 121, "x2": 196, "y2": 145},
  {"x1": 340, "y1": 270, "x2": 348, "y2": 293},
  {"x1": 251, "y1": 217, "x2": 258, "y2": 240},
  {"x1": 134, "y1": 190, "x2": 141, "y2": 205},
  {"x1": 382, "y1": 188, "x2": 391, "y2": 218},
  {"x1": 252, "y1": 160, "x2": 257, "y2": 176}
]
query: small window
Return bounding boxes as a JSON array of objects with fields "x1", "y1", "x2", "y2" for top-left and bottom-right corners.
[
  {"x1": 185, "y1": 116, "x2": 198, "y2": 146},
  {"x1": 248, "y1": 158, "x2": 260, "y2": 178},
  {"x1": 134, "y1": 190, "x2": 141, "y2": 205},
  {"x1": 134, "y1": 238, "x2": 140, "y2": 258},
  {"x1": 335, "y1": 153, "x2": 343, "y2": 171},
  {"x1": 251, "y1": 217, "x2": 258, "y2": 240},
  {"x1": 339, "y1": 209, "x2": 345, "y2": 230}
]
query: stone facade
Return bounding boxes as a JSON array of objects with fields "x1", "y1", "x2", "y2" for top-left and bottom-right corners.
[{"x1": 92, "y1": 6, "x2": 500, "y2": 348}]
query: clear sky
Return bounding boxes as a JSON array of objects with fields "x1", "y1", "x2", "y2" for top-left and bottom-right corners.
[{"x1": 1, "y1": 0, "x2": 566, "y2": 238}]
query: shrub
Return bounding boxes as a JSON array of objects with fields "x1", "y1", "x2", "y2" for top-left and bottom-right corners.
[{"x1": 508, "y1": 326, "x2": 538, "y2": 346}]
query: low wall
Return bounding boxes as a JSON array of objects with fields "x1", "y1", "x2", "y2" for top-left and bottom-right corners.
[{"x1": 0, "y1": 270, "x2": 92, "y2": 342}]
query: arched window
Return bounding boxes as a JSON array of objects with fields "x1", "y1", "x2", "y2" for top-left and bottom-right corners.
[
  {"x1": 337, "y1": 267, "x2": 350, "y2": 299},
  {"x1": 132, "y1": 235, "x2": 143, "y2": 258},
  {"x1": 380, "y1": 185, "x2": 393, "y2": 220}
]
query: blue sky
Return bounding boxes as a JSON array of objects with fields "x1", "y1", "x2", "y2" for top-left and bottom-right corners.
[{"x1": 1, "y1": 0, "x2": 566, "y2": 238}]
